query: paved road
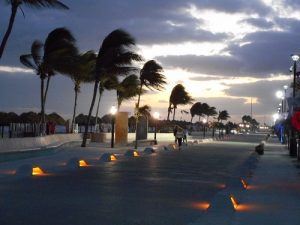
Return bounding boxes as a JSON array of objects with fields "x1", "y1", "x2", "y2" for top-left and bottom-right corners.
[{"x1": 0, "y1": 134, "x2": 264, "y2": 225}]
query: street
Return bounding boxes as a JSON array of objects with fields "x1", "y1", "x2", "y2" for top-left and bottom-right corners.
[{"x1": 0, "y1": 135, "x2": 263, "y2": 225}]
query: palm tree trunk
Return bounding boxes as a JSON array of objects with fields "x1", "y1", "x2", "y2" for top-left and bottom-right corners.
[
  {"x1": 81, "y1": 81, "x2": 99, "y2": 147},
  {"x1": 94, "y1": 87, "x2": 103, "y2": 132},
  {"x1": 40, "y1": 77, "x2": 46, "y2": 135},
  {"x1": 0, "y1": 4, "x2": 18, "y2": 59},
  {"x1": 167, "y1": 104, "x2": 172, "y2": 121},
  {"x1": 43, "y1": 76, "x2": 51, "y2": 106},
  {"x1": 71, "y1": 86, "x2": 79, "y2": 133},
  {"x1": 134, "y1": 84, "x2": 143, "y2": 149},
  {"x1": 173, "y1": 108, "x2": 176, "y2": 121}
]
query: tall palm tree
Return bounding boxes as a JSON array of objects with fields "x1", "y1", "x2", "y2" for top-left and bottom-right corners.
[
  {"x1": 134, "y1": 60, "x2": 166, "y2": 148},
  {"x1": 20, "y1": 40, "x2": 49, "y2": 128},
  {"x1": 94, "y1": 76, "x2": 118, "y2": 132},
  {"x1": 66, "y1": 51, "x2": 96, "y2": 132},
  {"x1": 167, "y1": 84, "x2": 194, "y2": 121},
  {"x1": 1, "y1": 0, "x2": 69, "y2": 60},
  {"x1": 20, "y1": 27, "x2": 77, "y2": 135},
  {"x1": 81, "y1": 29, "x2": 142, "y2": 147}
]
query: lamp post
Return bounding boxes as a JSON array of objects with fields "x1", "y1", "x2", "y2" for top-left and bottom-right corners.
[
  {"x1": 203, "y1": 118, "x2": 207, "y2": 138},
  {"x1": 110, "y1": 106, "x2": 117, "y2": 148},
  {"x1": 153, "y1": 112, "x2": 159, "y2": 141},
  {"x1": 290, "y1": 54, "x2": 299, "y2": 156}
]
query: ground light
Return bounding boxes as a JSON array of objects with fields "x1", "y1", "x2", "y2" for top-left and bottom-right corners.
[
  {"x1": 79, "y1": 160, "x2": 88, "y2": 167},
  {"x1": 110, "y1": 154, "x2": 117, "y2": 161},
  {"x1": 100, "y1": 153, "x2": 118, "y2": 162},
  {"x1": 230, "y1": 194, "x2": 239, "y2": 210},
  {"x1": 32, "y1": 167, "x2": 44, "y2": 176},
  {"x1": 240, "y1": 178, "x2": 248, "y2": 189},
  {"x1": 124, "y1": 150, "x2": 139, "y2": 157}
]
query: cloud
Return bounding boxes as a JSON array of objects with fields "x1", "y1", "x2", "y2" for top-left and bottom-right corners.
[{"x1": 241, "y1": 18, "x2": 274, "y2": 29}]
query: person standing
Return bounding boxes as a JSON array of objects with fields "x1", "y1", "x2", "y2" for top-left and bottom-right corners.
[{"x1": 173, "y1": 125, "x2": 178, "y2": 143}]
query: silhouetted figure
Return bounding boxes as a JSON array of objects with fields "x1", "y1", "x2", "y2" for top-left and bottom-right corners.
[{"x1": 173, "y1": 125, "x2": 178, "y2": 143}]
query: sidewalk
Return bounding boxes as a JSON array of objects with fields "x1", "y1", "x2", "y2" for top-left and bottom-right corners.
[
  {"x1": 189, "y1": 136, "x2": 300, "y2": 225},
  {"x1": 233, "y1": 137, "x2": 300, "y2": 225}
]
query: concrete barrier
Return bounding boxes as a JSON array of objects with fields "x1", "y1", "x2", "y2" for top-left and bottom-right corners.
[{"x1": 0, "y1": 133, "x2": 83, "y2": 153}]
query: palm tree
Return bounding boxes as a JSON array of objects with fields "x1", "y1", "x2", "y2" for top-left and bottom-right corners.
[
  {"x1": 167, "y1": 84, "x2": 194, "y2": 121},
  {"x1": 81, "y1": 29, "x2": 142, "y2": 147},
  {"x1": 116, "y1": 74, "x2": 140, "y2": 110},
  {"x1": 67, "y1": 51, "x2": 96, "y2": 132},
  {"x1": 217, "y1": 110, "x2": 230, "y2": 137},
  {"x1": 20, "y1": 40, "x2": 48, "y2": 129},
  {"x1": 205, "y1": 106, "x2": 217, "y2": 121},
  {"x1": 190, "y1": 102, "x2": 202, "y2": 123},
  {"x1": 1, "y1": 0, "x2": 69, "y2": 60},
  {"x1": 20, "y1": 27, "x2": 77, "y2": 135},
  {"x1": 134, "y1": 60, "x2": 166, "y2": 148}
]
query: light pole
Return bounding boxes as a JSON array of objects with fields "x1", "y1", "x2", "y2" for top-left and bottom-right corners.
[
  {"x1": 283, "y1": 85, "x2": 288, "y2": 113},
  {"x1": 203, "y1": 118, "x2": 207, "y2": 138},
  {"x1": 290, "y1": 54, "x2": 299, "y2": 156},
  {"x1": 153, "y1": 112, "x2": 159, "y2": 141},
  {"x1": 110, "y1": 106, "x2": 117, "y2": 148}
]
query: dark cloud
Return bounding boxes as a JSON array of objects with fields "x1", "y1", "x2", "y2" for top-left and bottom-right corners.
[
  {"x1": 225, "y1": 79, "x2": 290, "y2": 114},
  {"x1": 157, "y1": 55, "x2": 243, "y2": 76},
  {"x1": 241, "y1": 18, "x2": 274, "y2": 29}
]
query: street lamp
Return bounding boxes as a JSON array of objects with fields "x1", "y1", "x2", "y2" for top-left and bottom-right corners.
[
  {"x1": 203, "y1": 118, "x2": 207, "y2": 138},
  {"x1": 290, "y1": 54, "x2": 300, "y2": 156},
  {"x1": 110, "y1": 106, "x2": 117, "y2": 148},
  {"x1": 153, "y1": 112, "x2": 159, "y2": 141}
]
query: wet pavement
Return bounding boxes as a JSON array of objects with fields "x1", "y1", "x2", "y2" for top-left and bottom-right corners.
[{"x1": 0, "y1": 135, "x2": 261, "y2": 225}]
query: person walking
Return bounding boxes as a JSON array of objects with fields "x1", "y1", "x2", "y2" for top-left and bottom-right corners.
[
  {"x1": 183, "y1": 127, "x2": 188, "y2": 144},
  {"x1": 176, "y1": 127, "x2": 184, "y2": 147}
]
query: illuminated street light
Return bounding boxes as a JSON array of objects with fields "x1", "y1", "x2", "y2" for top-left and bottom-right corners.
[
  {"x1": 153, "y1": 112, "x2": 160, "y2": 141},
  {"x1": 273, "y1": 113, "x2": 279, "y2": 122},
  {"x1": 110, "y1": 106, "x2": 117, "y2": 148}
]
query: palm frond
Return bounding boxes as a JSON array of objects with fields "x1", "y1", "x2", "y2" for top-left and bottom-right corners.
[
  {"x1": 31, "y1": 40, "x2": 43, "y2": 66},
  {"x1": 20, "y1": 54, "x2": 37, "y2": 70},
  {"x1": 23, "y1": 0, "x2": 69, "y2": 10},
  {"x1": 99, "y1": 29, "x2": 136, "y2": 53}
]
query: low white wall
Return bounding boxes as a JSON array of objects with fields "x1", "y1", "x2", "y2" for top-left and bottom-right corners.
[{"x1": 0, "y1": 133, "x2": 83, "y2": 153}]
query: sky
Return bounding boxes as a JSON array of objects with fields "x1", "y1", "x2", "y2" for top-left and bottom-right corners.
[{"x1": 1, "y1": 0, "x2": 300, "y2": 125}]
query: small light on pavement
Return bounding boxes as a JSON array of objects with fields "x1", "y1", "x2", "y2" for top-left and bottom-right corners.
[{"x1": 230, "y1": 194, "x2": 239, "y2": 210}]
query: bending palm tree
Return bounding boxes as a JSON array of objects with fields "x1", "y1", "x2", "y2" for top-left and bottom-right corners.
[
  {"x1": 20, "y1": 40, "x2": 49, "y2": 129},
  {"x1": 1, "y1": 0, "x2": 68, "y2": 60},
  {"x1": 167, "y1": 84, "x2": 193, "y2": 121},
  {"x1": 135, "y1": 60, "x2": 166, "y2": 148},
  {"x1": 81, "y1": 29, "x2": 142, "y2": 147},
  {"x1": 20, "y1": 27, "x2": 77, "y2": 135},
  {"x1": 94, "y1": 76, "x2": 118, "y2": 132},
  {"x1": 67, "y1": 51, "x2": 96, "y2": 132}
]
